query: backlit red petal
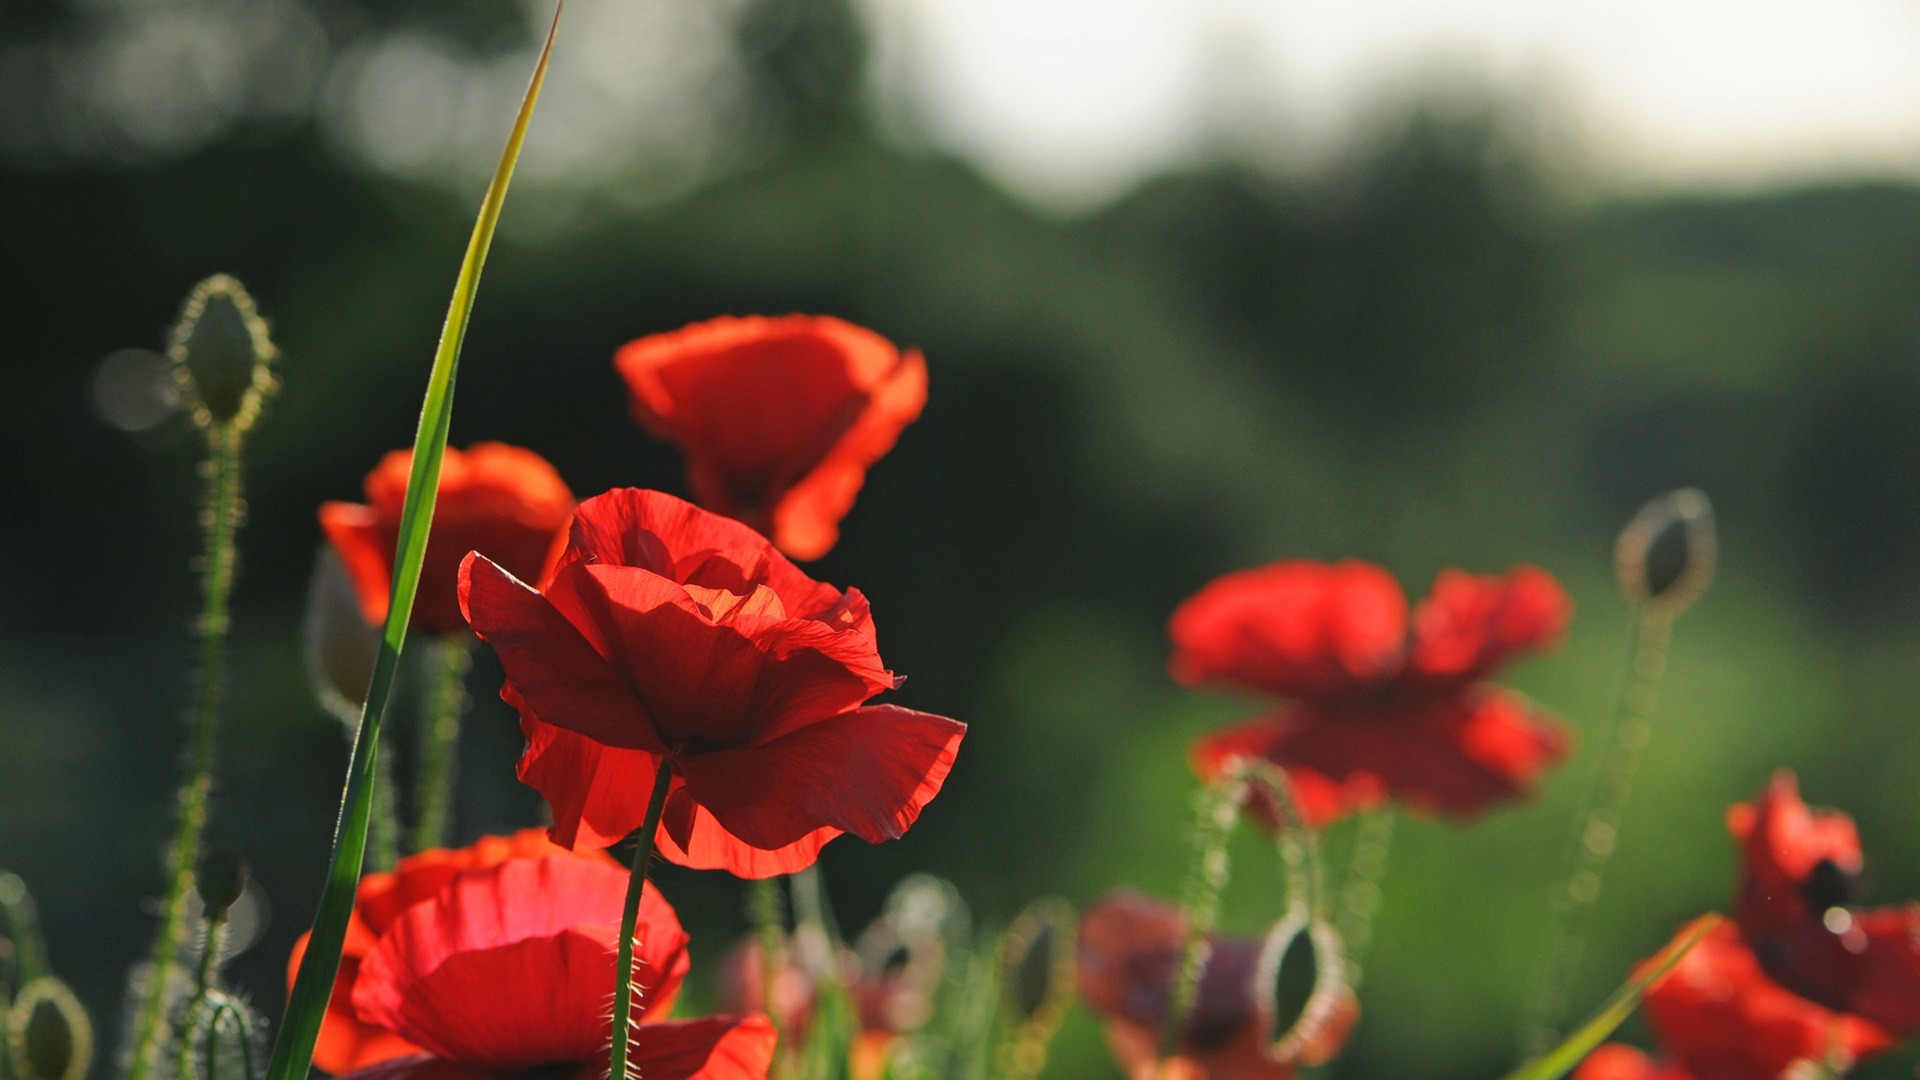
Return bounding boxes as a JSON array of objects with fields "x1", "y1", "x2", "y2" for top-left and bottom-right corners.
[
  {"x1": 1408, "y1": 566, "x2": 1570, "y2": 681},
  {"x1": 461, "y1": 554, "x2": 667, "y2": 754},
  {"x1": 677, "y1": 704, "x2": 964, "y2": 852},
  {"x1": 1168, "y1": 560, "x2": 1407, "y2": 698},
  {"x1": 1571, "y1": 1045, "x2": 1694, "y2": 1080},
  {"x1": 515, "y1": 713, "x2": 673, "y2": 850},
  {"x1": 1729, "y1": 771, "x2": 1864, "y2": 939},
  {"x1": 626, "y1": 1014, "x2": 779, "y2": 1080},
  {"x1": 769, "y1": 348, "x2": 927, "y2": 561}
]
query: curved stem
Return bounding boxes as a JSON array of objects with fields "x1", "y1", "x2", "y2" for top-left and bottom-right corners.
[
  {"x1": 610, "y1": 765, "x2": 675, "y2": 1080},
  {"x1": 1334, "y1": 808, "x2": 1394, "y2": 993},
  {"x1": 1520, "y1": 608, "x2": 1675, "y2": 1058},
  {"x1": 129, "y1": 422, "x2": 244, "y2": 1080},
  {"x1": 412, "y1": 636, "x2": 472, "y2": 853},
  {"x1": 1159, "y1": 777, "x2": 1243, "y2": 1065}
]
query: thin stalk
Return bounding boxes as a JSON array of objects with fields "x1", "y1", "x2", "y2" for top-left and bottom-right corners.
[
  {"x1": 1521, "y1": 608, "x2": 1675, "y2": 1058},
  {"x1": 412, "y1": 636, "x2": 473, "y2": 852},
  {"x1": 610, "y1": 766, "x2": 675, "y2": 1080},
  {"x1": 128, "y1": 421, "x2": 245, "y2": 1080},
  {"x1": 369, "y1": 740, "x2": 402, "y2": 872},
  {"x1": 750, "y1": 878, "x2": 786, "y2": 1055},
  {"x1": 1159, "y1": 777, "x2": 1243, "y2": 1065},
  {"x1": 1333, "y1": 808, "x2": 1394, "y2": 993},
  {"x1": 191, "y1": 911, "x2": 226, "y2": 1004},
  {"x1": 266, "y1": 10, "x2": 562, "y2": 1080}
]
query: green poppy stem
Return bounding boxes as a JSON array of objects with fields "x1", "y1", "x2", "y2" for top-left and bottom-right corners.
[
  {"x1": 368, "y1": 737, "x2": 402, "y2": 872},
  {"x1": 412, "y1": 636, "x2": 473, "y2": 852},
  {"x1": 1333, "y1": 807, "x2": 1394, "y2": 993},
  {"x1": 128, "y1": 421, "x2": 245, "y2": 1080},
  {"x1": 749, "y1": 877, "x2": 786, "y2": 1058},
  {"x1": 610, "y1": 765, "x2": 675, "y2": 1080},
  {"x1": 1520, "y1": 607, "x2": 1674, "y2": 1059},
  {"x1": 1158, "y1": 776, "x2": 1243, "y2": 1066}
]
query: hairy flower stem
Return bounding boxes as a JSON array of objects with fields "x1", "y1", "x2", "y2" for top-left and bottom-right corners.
[
  {"x1": 749, "y1": 878, "x2": 786, "y2": 1056},
  {"x1": 129, "y1": 422, "x2": 246, "y2": 1080},
  {"x1": 610, "y1": 766, "x2": 674, "y2": 1080},
  {"x1": 369, "y1": 743, "x2": 402, "y2": 872},
  {"x1": 1521, "y1": 608, "x2": 1675, "y2": 1058},
  {"x1": 411, "y1": 637, "x2": 473, "y2": 853},
  {"x1": 1334, "y1": 809, "x2": 1394, "y2": 992},
  {"x1": 1158, "y1": 778, "x2": 1243, "y2": 1068}
]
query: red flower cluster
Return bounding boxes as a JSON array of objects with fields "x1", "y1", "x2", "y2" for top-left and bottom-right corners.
[
  {"x1": 459, "y1": 487, "x2": 965, "y2": 878},
  {"x1": 1170, "y1": 560, "x2": 1571, "y2": 826},
  {"x1": 321, "y1": 443, "x2": 574, "y2": 636},
  {"x1": 1578, "y1": 773, "x2": 1920, "y2": 1080},
  {"x1": 288, "y1": 831, "x2": 772, "y2": 1080},
  {"x1": 615, "y1": 315, "x2": 927, "y2": 561},
  {"x1": 1076, "y1": 892, "x2": 1357, "y2": 1080}
]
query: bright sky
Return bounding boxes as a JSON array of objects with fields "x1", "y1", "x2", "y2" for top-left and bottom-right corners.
[{"x1": 861, "y1": 0, "x2": 1920, "y2": 205}]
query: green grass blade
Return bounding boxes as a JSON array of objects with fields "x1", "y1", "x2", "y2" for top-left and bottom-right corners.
[
  {"x1": 263, "y1": 8, "x2": 563, "y2": 1080},
  {"x1": 1500, "y1": 914, "x2": 1722, "y2": 1080}
]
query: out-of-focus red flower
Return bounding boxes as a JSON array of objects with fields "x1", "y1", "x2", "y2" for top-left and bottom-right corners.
[
  {"x1": 1075, "y1": 891, "x2": 1356, "y2": 1080},
  {"x1": 314, "y1": 844, "x2": 774, "y2": 1080},
  {"x1": 1576, "y1": 921, "x2": 1892, "y2": 1080},
  {"x1": 614, "y1": 315, "x2": 927, "y2": 561},
  {"x1": 1726, "y1": 772, "x2": 1920, "y2": 1036},
  {"x1": 1172, "y1": 560, "x2": 1570, "y2": 827},
  {"x1": 321, "y1": 443, "x2": 574, "y2": 636},
  {"x1": 459, "y1": 488, "x2": 965, "y2": 879},
  {"x1": 288, "y1": 831, "x2": 674, "y2": 1075}
]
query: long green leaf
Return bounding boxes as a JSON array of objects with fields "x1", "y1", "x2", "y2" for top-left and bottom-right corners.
[
  {"x1": 263, "y1": 9, "x2": 563, "y2": 1080},
  {"x1": 1500, "y1": 914, "x2": 1722, "y2": 1080}
]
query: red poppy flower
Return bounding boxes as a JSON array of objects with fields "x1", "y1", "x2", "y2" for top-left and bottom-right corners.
[
  {"x1": 321, "y1": 443, "x2": 574, "y2": 636},
  {"x1": 1172, "y1": 560, "x2": 1570, "y2": 827},
  {"x1": 1726, "y1": 772, "x2": 1920, "y2": 1035},
  {"x1": 458, "y1": 487, "x2": 965, "y2": 878},
  {"x1": 1075, "y1": 892, "x2": 1357, "y2": 1080},
  {"x1": 1575, "y1": 921, "x2": 1892, "y2": 1080},
  {"x1": 313, "y1": 845, "x2": 774, "y2": 1080},
  {"x1": 288, "y1": 831, "x2": 657, "y2": 1075},
  {"x1": 613, "y1": 315, "x2": 927, "y2": 560}
]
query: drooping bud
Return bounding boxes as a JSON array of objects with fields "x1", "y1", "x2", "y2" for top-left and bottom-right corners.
[
  {"x1": 168, "y1": 275, "x2": 279, "y2": 432},
  {"x1": 194, "y1": 852, "x2": 249, "y2": 922},
  {"x1": 303, "y1": 548, "x2": 381, "y2": 724},
  {"x1": 7, "y1": 978, "x2": 92, "y2": 1080},
  {"x1": 1615, "y1": 488, "x2": 1716, "y2": 618}
]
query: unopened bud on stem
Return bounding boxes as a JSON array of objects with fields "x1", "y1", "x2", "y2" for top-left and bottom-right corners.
[
  {"x1": 1615, "y1": 488, "x2": 1716, "y2": 618},
  {"x1": 168, "y1": 275, "x2": 279, "y2": 432},
  {"x1": 7, "y1": 978, "x2": 92, "y2": 1080}
]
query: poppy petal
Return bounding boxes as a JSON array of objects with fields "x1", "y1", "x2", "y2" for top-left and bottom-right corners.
[
  {"x1": 769, "y1": 347, "x2": 927, "y2": 561},
  {"x1": 1570, "y1": 1045, "x2": 1693, "y2": 1080},
  {"x1": 460, "y1": 553, "x2": 668, "y2": 754},
  {"x1": 351, "y1": 855, "x2": 686, "y2": 1071},
  {"x1": 1168, "y1": 560, "x2": 1408, "y2": 698},
  {"x1": 676, "y1": 704, "x2": 964, "y2": 852},
  {"x1": 626, "y1": 1014, "x2": 779, "y2": 1080},
  {"x1": 326, "y1": 1054, "x2": 512, "y2": 1080},
  {"x1": 515, "y1": 713, "x2": 671, "y2": 850},
  {"x1": 653, "y1": 793, "x2": 842, "y2": 880},
  {"x1": 1409, "y1": 566, "x2": 1570, "y2": 682},
  {"x1": 320, "y1": 502, "x2": 396, "y2": 629}
]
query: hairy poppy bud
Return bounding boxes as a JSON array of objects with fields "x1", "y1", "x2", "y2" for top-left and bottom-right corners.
[
  {"x1": 6, "y1": 978, "x2": 92, "y2": 1080},
  {"x1": 999, "y1": 898, "x2": 1074, "y2": 1026},
  {"x1": 1615, "y1": 488, "x2": 1716, "y2": 617},
  {"x1": 194, "y1": 851, "x2": 249, "y2": 921},
  {"x1": 303, "y1": 548, "x2": 380, "y2": 723},
  {"x1": 168, "y1": 275, "x2": 279, "y2": 432}
]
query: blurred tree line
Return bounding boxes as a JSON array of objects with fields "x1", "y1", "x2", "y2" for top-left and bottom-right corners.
[{"x1": 3, "y1": 0, "x2": 1919, "y2": 1076}]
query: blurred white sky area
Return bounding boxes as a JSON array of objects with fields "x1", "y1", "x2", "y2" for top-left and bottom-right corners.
[
  {"x1": 8, "y1": 0, "x2": 1916, "y2": 208},
  {"x1": 863, "y1": 0, "x2": 1920, "y2": 204}
]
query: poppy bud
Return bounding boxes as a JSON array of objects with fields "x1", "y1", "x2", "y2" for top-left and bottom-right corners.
[
  {"x1": 6, "y1": 978, "x2": 92, "y2": 1080},
  {"x1": 168, "y1": 275, "x2": 279, "y2": 432},
  {"x1": 194, "y1": 851, "x2": 249, "y2": 921},
  {"x1": 1615, "y1": 488, "x2": 1716, "y2": 617},
  {"x1": 303, "y1": 548, "x2": 381, "y2": 723},
  {"x1": 998, "y1": 898, "x2": 1074, "y2": 1026}
]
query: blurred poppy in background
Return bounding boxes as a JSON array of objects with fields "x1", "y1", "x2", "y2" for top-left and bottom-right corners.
[
  {"x1": 615, "y1": 315, "x2": 927, "y2": 560},
  {"x1": 459, "y1": 487, "x2": 965, "y2": 878},
  {"x1": 320, "y1": 443, "x2": 574, "y2": 636},
  {"x1": 1173, "y1": 560, "x2": 1571, "y2": 826}
]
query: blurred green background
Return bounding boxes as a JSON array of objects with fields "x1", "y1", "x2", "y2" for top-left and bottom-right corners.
[{"x1": 4, "y1": 0, "x2": 1920, "y2": 1076}]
